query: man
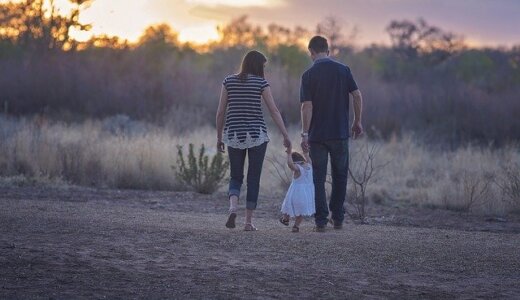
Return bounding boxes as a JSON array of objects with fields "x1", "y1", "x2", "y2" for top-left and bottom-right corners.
[{"x1": 300, "y1": 35, "x2": 363, "y2": 232}]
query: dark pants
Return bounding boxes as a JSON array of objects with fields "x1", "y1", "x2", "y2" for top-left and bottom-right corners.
[
  {"x1": 227, "y1": 142, "x2": 268, "y2": 210},
  {"x1": 310, "y1": 139, "x2": 349, "y2": 226}
]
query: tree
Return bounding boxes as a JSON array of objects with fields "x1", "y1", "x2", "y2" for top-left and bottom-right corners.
[
  {"x1": 81, "y1": 34, "x2": 128, "y2": 50},
  {"x1": 138, "y1": 23, "x2": 179, "y2": 48},
  {"x1": 316, "y1": 16, "x2": 357, "y2": 56},
  {"x1": 386, "y1": 18, "x2": 465, "y2": 61},
  {"x1": 0, "y1": 0, "x2": 92, "y2": 51},
  {"x1": 216, "y1": 15, "x2": 266, "y2": 49},
  {"x1": 266, "y1": 23, "x2": 291, "y2": 49}
]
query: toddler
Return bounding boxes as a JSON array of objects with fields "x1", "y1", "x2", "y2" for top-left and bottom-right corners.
[{"x1": 280, "y1": 146, "x2": 315, "y2": 232}]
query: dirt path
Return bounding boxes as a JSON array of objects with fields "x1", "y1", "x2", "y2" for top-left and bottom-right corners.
[{"x1": 1, "y1": 186, "x2": 519, "y2": 299}]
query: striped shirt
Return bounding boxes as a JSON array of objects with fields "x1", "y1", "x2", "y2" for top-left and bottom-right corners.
[{"x1": 222, "y1": 74, "x2": 270, "y2": 149}]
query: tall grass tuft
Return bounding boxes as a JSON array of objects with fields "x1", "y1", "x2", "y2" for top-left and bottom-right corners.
[{"x1": 174, "y1": 143, "x2": 229, "y2": 194}]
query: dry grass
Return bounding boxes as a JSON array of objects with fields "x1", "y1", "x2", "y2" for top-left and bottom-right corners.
[
  {"x1": 363, "y1": 136, "x2": 519, "y2": 215},
  {"x1": 1, "y1": 116, "x2": 518, "y2": 215}
]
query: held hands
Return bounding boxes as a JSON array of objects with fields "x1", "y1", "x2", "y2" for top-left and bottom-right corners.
[
  {"x1": 351, "y1": 121, "x2": 364, "y2": 139},
  {"x1": 283, "y1": 135, "x2": 291, "y2": 149},
  {"x1": 283, "y1": 135, "x2": 292, "y2": 154},
  {"x1": 285, "y1": 144, "x2": 292, "y2": 154},
  {"x1": 300, "y1": 136, "x2": 310, "y2": 153}
]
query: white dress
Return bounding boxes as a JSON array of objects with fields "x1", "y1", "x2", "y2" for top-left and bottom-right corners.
[{"x1": 281, "y1": 163, "x2": 316, "y2": 217}]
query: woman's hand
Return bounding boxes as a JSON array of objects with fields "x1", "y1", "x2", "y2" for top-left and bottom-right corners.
[
  {"x1": 216, "y1": 85, "x2": 228, "y2": 152},
  {"x1": 217, "y1": 140, "x2": 225, "y2": 153},
  {"x1": 283, "y1": 135, "x2": 291, "y2": 149}
]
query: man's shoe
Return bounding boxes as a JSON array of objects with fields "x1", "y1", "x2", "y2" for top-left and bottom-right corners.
[
  {"x1": 313, "y1": 225, "x2": 326, "y2": 232},
  {"x1": 329, "y1": 218, "x2": 343, "y2": 230},
  {"x1": 333, "y1": 220, "x2": 343, "y2": 230}
]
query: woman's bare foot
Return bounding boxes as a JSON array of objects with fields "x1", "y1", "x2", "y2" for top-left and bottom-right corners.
[{"x1": 244, "y1": 223, "x2": 258, "y2": 231}]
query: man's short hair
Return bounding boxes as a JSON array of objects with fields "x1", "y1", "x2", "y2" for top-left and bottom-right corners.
[{"x1": 308, "y1": 36, "x2": 328, "y2": 53}]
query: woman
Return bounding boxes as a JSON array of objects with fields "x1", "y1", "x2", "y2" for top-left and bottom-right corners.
[{"x1": 216, "y1": 50, "x2": 291, "y2": 231}]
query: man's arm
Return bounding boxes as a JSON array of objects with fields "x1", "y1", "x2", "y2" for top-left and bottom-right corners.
[
  {"x1": 351, "y1": 89, "x2": 363, "y2": 139},
  {"x1": 300, "y1": 101, "x2": 312, "y2": 152}
]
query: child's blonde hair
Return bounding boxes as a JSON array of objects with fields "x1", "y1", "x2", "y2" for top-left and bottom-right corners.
[{"x1": 291, "y1": 151, "x2": 306, "y2": 164}]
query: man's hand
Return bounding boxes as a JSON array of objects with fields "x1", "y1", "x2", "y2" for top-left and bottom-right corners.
[
  {"x1": 351, "y1": 90, "x2": 363, "y2": 139},
  {"x1": 301, "y1": 136, "x2": 310, "y2": 153},
  {"x1": 351, "y1": 121, "x2": 363, "y2": 139}
]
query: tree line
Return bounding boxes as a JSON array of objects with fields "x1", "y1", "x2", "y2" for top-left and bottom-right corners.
[{"x1": 1, "y1": 0, "x2": 519, "y2": 146}]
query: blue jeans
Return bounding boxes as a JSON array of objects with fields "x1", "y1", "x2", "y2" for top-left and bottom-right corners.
[
  {"x1": 310, "y1": 139, "x2": 349, "y2": 226},
  {"x1": 227, "y1": 142, "x2": 268, "y2": 210}
]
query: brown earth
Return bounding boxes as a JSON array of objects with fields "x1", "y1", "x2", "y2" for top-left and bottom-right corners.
[{"x1": 1, "y1": 185, "x2": 519, "y2": 299}]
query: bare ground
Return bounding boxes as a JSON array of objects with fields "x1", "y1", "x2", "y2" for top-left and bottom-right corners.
[{"x1": 1, "y1": 185, "x2": 519, "y2": 299}]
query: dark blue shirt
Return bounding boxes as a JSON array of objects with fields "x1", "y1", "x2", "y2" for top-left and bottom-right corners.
[{"x1": 300, "y1": 57, "x2": 358, "y2": 142}]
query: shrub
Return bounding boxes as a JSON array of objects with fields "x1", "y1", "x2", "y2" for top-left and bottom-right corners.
[
  {"x1": 265, "y1": 153, "x2": 292, "y2": 190},
  {"x1": 173, "y1": 144, "x2": 229, "y2": 194},
  {"x1": 347, "y1": 141, "x2": 388, "y2": 223},
  {"x1": 495, "y1": 163, "x2": 520, "y2": 213}
]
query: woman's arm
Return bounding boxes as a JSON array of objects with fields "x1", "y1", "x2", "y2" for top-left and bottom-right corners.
[
  {"x1": 215, "y1": 85, "x2": 228, "y2": 152},
  {"x1": 262, "y1": 87, "x2": 291, "y2": 148}
]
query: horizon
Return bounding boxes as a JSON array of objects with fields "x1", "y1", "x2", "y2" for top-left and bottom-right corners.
[{"x1": 1, "y1": 0, "x2": 519, "y2": 48}]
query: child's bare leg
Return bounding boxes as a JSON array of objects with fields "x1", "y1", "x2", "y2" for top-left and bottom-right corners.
[
  {"x1": 292, "y1": 216, "x2": 303, "y2": 232},
  {"x1": 294, "y1": 216, "x2": 303, "y2": 227}
]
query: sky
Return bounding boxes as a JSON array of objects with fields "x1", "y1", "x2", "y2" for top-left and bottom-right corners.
[{"x1": 9, "y1": 0, "x2": 520, "y2": 46}]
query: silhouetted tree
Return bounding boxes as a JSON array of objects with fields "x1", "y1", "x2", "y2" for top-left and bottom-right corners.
[
  {"x1": 316, "y1": 16, "x2": 343, "y2": 56},
  {"x1": 266, "y1": 23, "x2": 291, "y2": 48},
  {"x1": 216, "y1": 15, "x2": 266, "y2": 49},
  {"x1": 138, "y1": 23, "x2": 178, "y2": 47},
  {"x1": 81, "y1": 34, "x2": 128, "y2": 50},
  {"x1": 316, "y1": 16, "x2": 357, "y2": 56},
  {"x1": 0, "y1": 0, "x2": 92, "y2": 51},
  {"x1": 386, "y1": 18, "x2": 465, "y2": 62}
]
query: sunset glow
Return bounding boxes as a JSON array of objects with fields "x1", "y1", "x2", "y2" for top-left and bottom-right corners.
[
  {"x1": 186, "y1": 0, "x2": 282, "y2": 7},
  {"x1": 178, "y1": 24, "x2": 220, "y2": 44},
  {"x1": 1, "y1": 0, "x2": 518, "y2": 47}
]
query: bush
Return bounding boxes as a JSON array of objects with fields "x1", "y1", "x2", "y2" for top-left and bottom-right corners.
[
  {"x1": 495, "y1": 163, "x2": 520, "y2": 213},
  {"x1": 174, "y1": 144, "x2": 229, "y2": 194}
]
